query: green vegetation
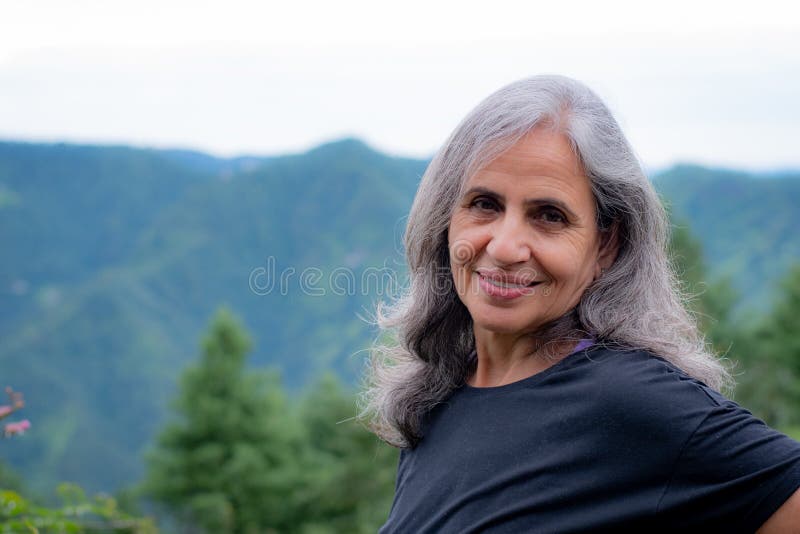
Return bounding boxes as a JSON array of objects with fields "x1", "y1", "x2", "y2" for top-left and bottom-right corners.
[
  {"x1": 733, "y1": 265, "x2": 800, "y2": 430},
  {"x1": 145, "y1": 308, "x2": 299, "y2": 532},
  {"x1": 292, "y1": 373, "x2": 397, "y2": 533},
  {"x1": 0, "y1": 389, "x2": 154, "y2": 532},
  {"x1": 0, "y1": 139, "x2": 423, "y2": 494},
  {"x1": 0, "y1": 483, "x2": 156, "y2": 533},
  {"x1": 654, "y1": 164, "x2": 800, "y2": 314},
  {"x1": 144, "y1": 308, "x2": 396, "y2": 533},
  {"x1": 668, "y1": 220, "x2": 800, "y2": 432},
  {"x1": 668, "y1": 222, "x2": 738, "y2": 355}
]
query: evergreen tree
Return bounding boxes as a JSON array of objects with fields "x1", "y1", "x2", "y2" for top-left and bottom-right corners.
[
  {"x1": 293, "y1": 373, "x2": 398, "y2": 534},
  {"x1": 668, "y1": 222, "x2": 738, "y2": 352},
  {"x1": 762, "y1": 264, "x2": 800, "y2": 378},
  {"x1": 736, "y1": 265, "x2": 800, "y2": 430},
  {"x1": 144, "y1": 307, "x2": 299, "y2": 533}
]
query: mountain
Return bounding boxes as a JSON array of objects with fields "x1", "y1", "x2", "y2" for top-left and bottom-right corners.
[
  {"x1": 653, "y1": 164, "x2": 800, "y2": 312},
  {"x1": 0, "y1": 138, "x2": 425, "y2": 494},
  {"x1": 0, "y1": 139, "x2": 797, "y2": 496}
]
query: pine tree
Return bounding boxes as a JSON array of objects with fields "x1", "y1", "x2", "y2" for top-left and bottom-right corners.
[
  {"x1": 145, "y1": 307, "x2": 299, "y2": 533},
  {"x1": 762, "y1": 264, "x2": 800, "y2": 377},
  {"x1": 668, "y1": 222, "x2": 738, "y2": 351},
  {"x1": 293, "y1": 373, "x2": 398, "y2": 534},
  {"x1": 737, "y1": 265, "x2": 800, "y2": 430}
]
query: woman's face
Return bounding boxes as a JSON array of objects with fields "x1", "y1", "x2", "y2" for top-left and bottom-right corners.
[{"x1": 447, "y1": 127, "x2": 614, "y2": 337}]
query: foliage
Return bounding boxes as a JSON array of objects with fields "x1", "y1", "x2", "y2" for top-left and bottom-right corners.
[
  {"x1": 144, "y1": 308, "x2": 398, "y2": 533},
  {"x1": 144, "y1": 308, "x2": 301, "y2": 533},
  {"x1": 655, "y1": 164, "x2": 800, "y2": 314},
  {"x1": 760, "y1": 264, "x2": 800, "y2": 379},
  {"x1": 0, "y1": 388, "x2": 155, "y2": 532},
  {"x1": 292, "y1": 373, "x2": 398, "y2": 533},
  {"x1": 0, "y1": 463, "x2": 25, "y2": 496},
  {"x1": 734, "y1": 265, "x2": 800, "y2": 429},
  {"x1": 0, "y1": 483, "x2": 157, "y2": 533},
  {"x1": 667, "y1": 222, "x2": 800, "y2": 429},
  {"x1": 667, "y1": 222, "x2": 738, "y2": 354}
]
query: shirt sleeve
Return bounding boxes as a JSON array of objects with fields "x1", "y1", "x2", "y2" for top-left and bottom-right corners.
[{"x1": 655, "y1": 389, "x2": 800, "y2": 532}]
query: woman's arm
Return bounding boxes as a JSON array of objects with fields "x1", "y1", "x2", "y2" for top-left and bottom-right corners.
[{"x1": 758, "y1": 487, "x2": 800, "y2": 533}]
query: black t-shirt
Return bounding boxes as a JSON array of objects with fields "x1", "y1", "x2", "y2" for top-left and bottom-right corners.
[{"x1": 379, "y1": 346, "x2": 800, "y2": 533}]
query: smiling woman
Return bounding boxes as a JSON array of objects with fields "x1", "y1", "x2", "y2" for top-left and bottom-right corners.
[{"x1": 359, "y1": 75, "x2": 800, "y2": 532}]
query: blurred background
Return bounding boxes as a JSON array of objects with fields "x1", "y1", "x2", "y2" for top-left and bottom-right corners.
[{"x1": 1, "y1": 1, "x2": 799, "y2": 532}]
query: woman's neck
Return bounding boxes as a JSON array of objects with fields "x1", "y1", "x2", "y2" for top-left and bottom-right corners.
[{"x1": 468, "y1": 328, "x2": 573, "y2": 388}]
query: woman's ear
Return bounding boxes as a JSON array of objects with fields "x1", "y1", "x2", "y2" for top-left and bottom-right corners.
[{"x1": 596, "y1": 223, "x2": 620, "y2": 275}]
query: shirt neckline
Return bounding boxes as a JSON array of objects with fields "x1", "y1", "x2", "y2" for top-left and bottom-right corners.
[{"x1": 460, "y1": 338, "x2": 597, "y2": 395}]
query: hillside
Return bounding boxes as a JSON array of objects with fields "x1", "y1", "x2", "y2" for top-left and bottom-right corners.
[
  {"x1": 653, "y1": 164, "x2": 800, "y2": 312},
  {"x1": 0, "y1": 139, "x2": 425, "y2": 493}
]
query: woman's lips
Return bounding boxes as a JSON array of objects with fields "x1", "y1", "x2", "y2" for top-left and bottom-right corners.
[{"x1": 476, "y1": 272, "x2": 540, "y2": 299}]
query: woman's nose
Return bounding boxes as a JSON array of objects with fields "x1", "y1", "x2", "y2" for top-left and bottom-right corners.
[{"x1": 485, "y1": 215, "x2": 531, "y2": 266}]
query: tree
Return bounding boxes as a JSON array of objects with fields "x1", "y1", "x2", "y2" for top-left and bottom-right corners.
[
  {"x1": 761, "y1": 264, "x2": 800, "y2": 378},
  {"x1": 668, "y1": 222, "x2": 738, "y2": 352},
  {"x1": 144, "y1": 308, "x2": 299, "y2": 533},
  {"x1": 736, "y1": 265, "x2": 800, "y2": 430},
  {"x1": 292, "y1": 373, "x2": 398, "y2": 533}
]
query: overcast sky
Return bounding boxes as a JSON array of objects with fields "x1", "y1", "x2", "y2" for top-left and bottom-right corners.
[{"x1": 1, "y1": 0, "x2": 798, "y2": 170}]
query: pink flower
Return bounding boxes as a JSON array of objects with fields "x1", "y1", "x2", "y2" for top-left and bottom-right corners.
[
  {"x1": 4, "y1": 419, "x2": 31, "y2": 437},
  {"x1": 0, "y1": 405, "x2": 11, "y2": 418}
]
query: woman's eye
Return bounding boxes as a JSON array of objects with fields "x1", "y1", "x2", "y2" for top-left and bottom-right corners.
[
  {"x1": 470, "y1": 197, "x2": 499, "y2": 212},
  {"x1": 539, "y1": 209, "x2": 567, "y2": 224}
]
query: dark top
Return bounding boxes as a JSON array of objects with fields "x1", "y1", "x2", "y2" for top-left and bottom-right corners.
[{"x1": 379, "y1": 345, "x2": 800, "y2": 533}]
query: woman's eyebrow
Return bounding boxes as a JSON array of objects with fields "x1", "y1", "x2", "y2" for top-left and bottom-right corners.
[{"x1": 464, "y1": 186, "x2": 501, "y2": 200}]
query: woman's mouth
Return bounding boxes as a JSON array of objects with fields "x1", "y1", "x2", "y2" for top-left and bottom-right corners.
[
  {"x1": 483, "y1": 278, "x2": 534, "y2": 289},
  {"x1": 476, "y1": 272, "x2": 541, "y2": 299}
]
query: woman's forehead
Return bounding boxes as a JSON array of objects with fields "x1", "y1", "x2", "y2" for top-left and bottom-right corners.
[
  {"x1": 467, "y1": 127, "x2": 582, "y2": 175},
  {"x1": 464, "y1": 129, "x2": 589, "y2": 195}
]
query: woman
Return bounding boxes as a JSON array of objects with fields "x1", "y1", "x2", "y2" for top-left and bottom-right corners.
[{"x1": 361, "y1": 75, "x2": 800, "y2": 532}]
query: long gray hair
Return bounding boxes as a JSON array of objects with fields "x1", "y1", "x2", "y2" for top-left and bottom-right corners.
[{"x1": 359, "y1": 75, "x2": 731, "y2": 448}]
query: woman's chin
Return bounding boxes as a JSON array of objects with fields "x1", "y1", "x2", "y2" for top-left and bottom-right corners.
[{"x1": 471, "y1": 317, "x2": 538, "y2": 337}]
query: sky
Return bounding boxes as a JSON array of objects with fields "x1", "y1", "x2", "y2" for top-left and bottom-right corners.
[{"x1": 1, "y1": 0, "x2": 799, "y2": 170}]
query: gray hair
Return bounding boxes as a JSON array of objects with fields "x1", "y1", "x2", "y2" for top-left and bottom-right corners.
[{"x1": 359, "y1": 74, "x2": 731, "y2": 448}]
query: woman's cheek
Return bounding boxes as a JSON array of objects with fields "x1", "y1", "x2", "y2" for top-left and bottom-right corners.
[{"x1": 450, "y1": 236, "x2": 477, "y2": 266}]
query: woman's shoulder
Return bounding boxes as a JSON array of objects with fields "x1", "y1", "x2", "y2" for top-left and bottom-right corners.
[
  {"x1": 560, "y1": 344, "x2": 730, "y2": 425},
  {"x1": 574, "y1": 344, "x2": 720, "y2": 392}
]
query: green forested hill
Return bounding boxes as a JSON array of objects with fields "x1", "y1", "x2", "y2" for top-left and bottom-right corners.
[
  {"x1": 0, "y1": 143, "x2": 214, "y2": 329},
  {"x1": 0, "y1": 140, "x2": 797, "y2": 496},
  {"x1": 0, "y1": 139, "x2": 426, "y2": 494},
  {"x1": 653, "y1": 164, "x2": 800, "y2": 312}
]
